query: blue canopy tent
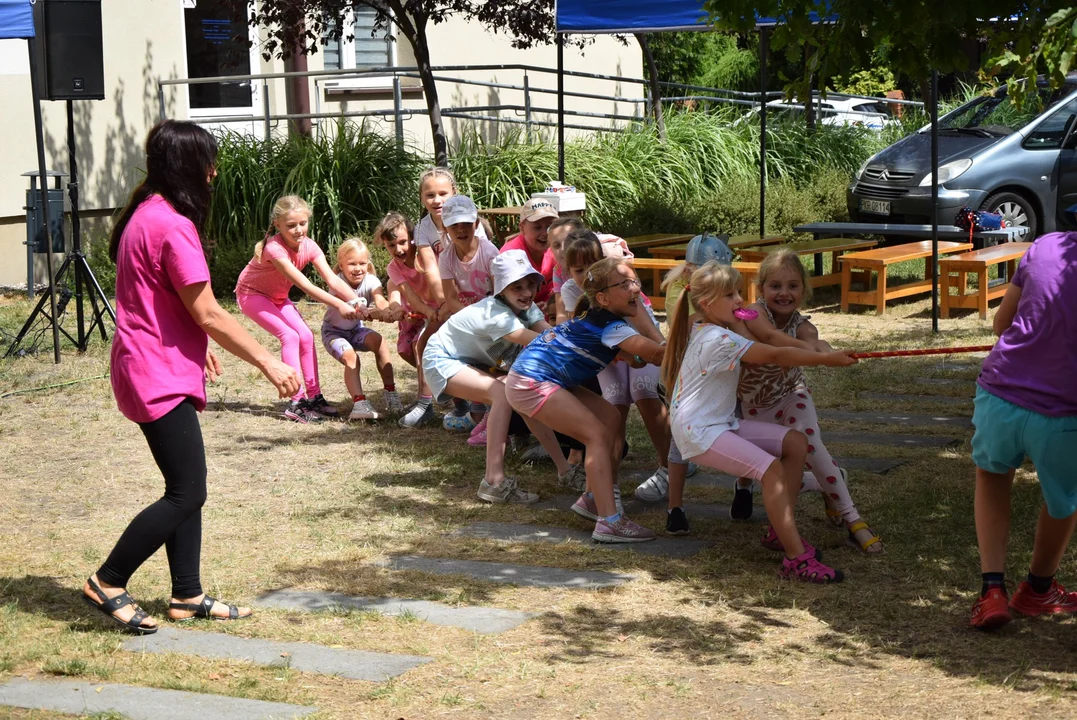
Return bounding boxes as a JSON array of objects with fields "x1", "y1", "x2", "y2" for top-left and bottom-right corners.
[{"x1": 0, "y1": 0, "x2": 62, "y2": 361}]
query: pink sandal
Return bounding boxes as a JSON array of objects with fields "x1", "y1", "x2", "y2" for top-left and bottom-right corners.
[
  {"x1": 779, "y1": 549, "x2": 844, "y2": 584},
  {"x1": 760, "y1": 525, "x2": 820, "y2": 560}
]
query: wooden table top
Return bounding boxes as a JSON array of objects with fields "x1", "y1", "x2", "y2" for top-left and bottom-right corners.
[
  {"x1": 726, "y1": 234, "x2": 785, "y2": 249},
  {"x1": 739, "y1": 236, "x2": 878, "y2": 260},
  {"x1": 839, "y1": 240, "x2": 974, "y2": 265},
  {"x1": 478, "y1": 206, "x2": 523, "y2": 216},
  {"x1": 938, "y1": 241, "x2": 1033, "y2": 264},
  {"x1": 629, "y1": 257, "x2": 761, "y2": 271},
  {"x1": 794, "y1": 222, "x2": 1025, "y2": 242}
]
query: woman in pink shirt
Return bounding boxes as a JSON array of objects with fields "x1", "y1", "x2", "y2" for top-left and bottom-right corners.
[
  {"x1": 235, "y1": 195, "x2": 360, "y2": 422},
  {"x1": 83, "y1": 120, "x2": 299, "y2": 635}
]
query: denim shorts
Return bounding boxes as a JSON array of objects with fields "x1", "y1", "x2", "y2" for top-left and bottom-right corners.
[{"x1": 972, "y1": 386, "x2": 1077, "y2": 519}]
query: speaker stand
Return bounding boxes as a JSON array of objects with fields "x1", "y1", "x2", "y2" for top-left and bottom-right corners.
[{"x1": 5, "y1": 99, "x2": 115, "y2": 358}]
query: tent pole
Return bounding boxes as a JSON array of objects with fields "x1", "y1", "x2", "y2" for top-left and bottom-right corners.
[
  {"x1": 28, "y1": 37, "x2": 62, "y2": 363},
  {"x1": 758, "y1": 28, "x2": 768, "y2": 238},
  {"x1": 930, "y1": 69, "x2": 939, "y2": 333},
  {"x1": 557, "y1": 35, "x2": 565, "y2": 183}
]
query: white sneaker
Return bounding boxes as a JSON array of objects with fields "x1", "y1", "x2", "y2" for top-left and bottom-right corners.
[
  {"x1": 634, "y1": 466, "x2": 669, "y2": 502},
  {"x1": 614, "y1": 484, "x2": 624, "y2": 515},
  {"x1": 349, "y1": 398, "x2": 380, "y2": 421},
  {"x1": 384, "y1": 390, "x2": 405, "y2": 415},
  {"x1": 477, "y1": 476, "x2": 539, "y2": 504}
]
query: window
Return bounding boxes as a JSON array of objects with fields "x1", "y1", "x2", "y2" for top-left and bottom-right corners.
[
  {"x1": 1023, "y1": 97, "x2": 1077, "y2": 150},
  {"x1": 323, "y1": 8, "x2": 393, "y2": 79},
  {"x1": 184, "y1": 0, "x2": 256, "y2": 111}
]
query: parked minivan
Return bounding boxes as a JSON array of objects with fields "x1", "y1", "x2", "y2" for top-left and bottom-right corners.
[{"x1": 847, "y1": 78, "x2": 1077, "y2": 238}]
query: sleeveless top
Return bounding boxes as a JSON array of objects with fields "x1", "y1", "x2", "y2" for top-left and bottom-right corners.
[{"x1": 737, "y1": 305, "x2": 809, "y2": 410}]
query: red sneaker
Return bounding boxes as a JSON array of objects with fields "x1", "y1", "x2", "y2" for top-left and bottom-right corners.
[
  {"x1": 970, "y1": 587, "x2": 1012, "y2": 629},
  {"x1": 1010, "y1": 579, "x2": 1077, "y2": 617}
]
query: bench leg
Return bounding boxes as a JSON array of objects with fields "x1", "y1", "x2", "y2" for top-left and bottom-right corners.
[
  {"x1": 940, "y1": 271, "x2": 951, "y2": 319},
  {"x1": 841, "y1": 262, "x2": 851, "y2": 312},
  {"x1": 978, "y1": 269, "x2": 989, "y2": 320},
  {"x1": 957, "y1": 271, "x2": 968, "y2": 296},
  {"x1": 876, "y1": 269, "x2": 887, "y2": 315},
  {"x1": 814, "y1": 252, "x2": 823, "y2": 276}
]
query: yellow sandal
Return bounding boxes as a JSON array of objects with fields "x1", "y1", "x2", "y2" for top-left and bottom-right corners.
[{"x1": 846, "y1": 521, "x2": 883, "y2": 555}]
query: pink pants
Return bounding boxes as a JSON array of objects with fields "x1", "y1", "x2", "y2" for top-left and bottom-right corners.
[
  {"x1": 743, "y1": 390, "x2": 860, "y2": 523},
  {"x1": 237, "y1": 294, "x2": 320, "y2": 402},
  {"x1": 686, "y1": 420, "x2": 790, "y2": 481}
]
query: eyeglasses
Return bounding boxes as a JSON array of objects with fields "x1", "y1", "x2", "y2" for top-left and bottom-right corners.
[{"x1": 600, "y1": 278, "x2": 642, "y2": 293}]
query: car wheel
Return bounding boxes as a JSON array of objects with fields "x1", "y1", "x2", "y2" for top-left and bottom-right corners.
[{"x1": 981, "y1": 191, "x2": 1037, "y2": 241}]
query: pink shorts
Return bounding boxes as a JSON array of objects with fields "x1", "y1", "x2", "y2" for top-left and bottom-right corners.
[
  {"x1": 397, "y1": 316, "x2": 425, "y2": 356},
  {"x1": 505, "y1": 371, "x2": 562, "y2": 417},
  {"x1": 686, "y1": 420, "x2": 791, "y2": 482}
]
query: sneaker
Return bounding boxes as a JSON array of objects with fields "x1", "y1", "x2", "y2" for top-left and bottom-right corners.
[
  {"x1": 349, "y1": 398, "x2": 380, "y2": 421},
  {"x1": 1009, "y1": 579, "x2": 1077, "y2": 617},
  {"x1": 685, "y1": 462, "x2": 699, "y2": 478},
  {"x1": 477, "y1": 476, "x2": 539, "y2": 504},
  {"x1": 971, "y1": 587, "x2": 1013, "y2": 629},
  {"x1": 613, "y1": 484, "x2": 624, "y2": 515},
  {"x1": 384, "y1": 391, "x2": 405, "y2": 415},
  {"x1": 306, "y1": 393, "x2": 339, "y2": 418},
  {"x1": 592, "y1": 516, "x2": 656, "y2": 543},
  {"x1": 284, "y1": 399, "x2": 321, "y2": 423},
  {"x1": 469, "y1": 415, "x2": 488, "y2": 437},
  {"x1": 571, "y1": 493, "x2": 599, "y2": 521},
  {"x1": 519, "y1": 441, "x2": 551, "y2": 463},
  {"x1": 398, "y1": 402, "x2": 437, "y2": 428},
  {"x1": 730, "y1": 481, "x2": 754, "y2": 520},
  {"x1": 779, "y1": 549, "x2": 844, "y2": 584},
  {"x1": 634, "y1": 467, "x2": 669, "y2": 503},
  {"x1": 557, "y1": 464, "x2": 587, "y2": 493},
  {"x1": 467, "y1": 426, "x2": 487, "y2": 447},
  {"x1": 760, "y1": 525, "x2": 821, "y2": 560},
  {"x1": 666, "y1": 507, "x2": 691, "y2": 536},
  {"x1": 443, "y1": 412, "x2": 477, "y2": 431}
]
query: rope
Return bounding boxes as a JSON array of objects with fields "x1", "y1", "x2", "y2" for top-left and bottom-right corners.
[
  {"x1": 0, "y1": 373, "x2": 110, "y2": 399},
  {"x1": 851, "y1": 345, "x2": 994, "y2": 359}
]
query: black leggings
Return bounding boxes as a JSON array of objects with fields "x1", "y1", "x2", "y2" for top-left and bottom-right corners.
[{"x1": 97, "y1": 400, "x2": 207, "y2": 598}]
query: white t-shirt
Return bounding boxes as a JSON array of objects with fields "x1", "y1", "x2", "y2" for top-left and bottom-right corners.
[
  {"x1": 415, "y1": 213, "x2": 490, "y2": 256},
  {"x1": 437, "y1": 238, "x2": 499, "y2": 305},
  {"x1": 322, "y1": 272, "x2": 382, "y2": 331},
  {"x1": 669, "y1": 323, "x2": 754, "y2": 459},
  {"x1": 432, "y1": 295, "x2": 546, "y2": 371},
  {"x1": 560, "y1": 278, "x2": 660, "y2": 330}
]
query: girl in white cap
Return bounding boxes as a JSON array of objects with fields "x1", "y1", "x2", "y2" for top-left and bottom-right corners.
[{"x1": 422, "y1": 250, "x2": 575, "y2": 504}]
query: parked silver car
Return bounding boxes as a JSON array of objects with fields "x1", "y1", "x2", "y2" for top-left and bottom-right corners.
[{"x1": 847, "y1": 79, "x2": 1077, "y2": 238}]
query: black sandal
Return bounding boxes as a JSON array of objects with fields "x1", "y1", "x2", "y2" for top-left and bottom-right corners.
[
  {"x1": 169, "y1": 594, "x2": 251, "y2": 622},
  {"x1": 82, "y1": 576, "x2": 157, "y2": 635}
]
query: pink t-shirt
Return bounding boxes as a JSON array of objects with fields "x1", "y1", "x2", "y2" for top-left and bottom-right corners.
[
  {"x1": 438, "y1": 238, "x2": 498, "y2": 305},
  {"x1": 499, "y1": 235, "x2": 556, "y2": 303},
  {"x1": 110, "y1": 195, "x2": 211, "y2": 423},
  {"x1": 387, "y1": 256, "x2": 437, "y2": 312},
  {"x1": 234, "y1": 234, "x2": 324, "y2": 303}
]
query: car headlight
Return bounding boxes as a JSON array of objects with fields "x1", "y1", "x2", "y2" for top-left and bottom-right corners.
[
  {"x1": 855, "y1": 157, "x2": 872, "y2": 180},
  {"x1": 919, "y1": 158, "x2": 973, "y2": 186}
]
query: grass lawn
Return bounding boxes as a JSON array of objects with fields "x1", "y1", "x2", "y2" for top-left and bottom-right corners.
[{"x1": 1, "y1": 272, "x2": 1075, "y2": 720}]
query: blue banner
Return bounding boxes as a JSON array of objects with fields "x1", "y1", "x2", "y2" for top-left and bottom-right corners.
[
  {"x1": 555, "y1": 0, "x2": 831, "y2": 33},
  {"x1": 0, "y1": 0, "x2": 34, "y2": 39}
]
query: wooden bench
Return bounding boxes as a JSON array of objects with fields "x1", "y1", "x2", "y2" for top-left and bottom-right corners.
[
  {"x1": 939, "y1": 242, "x2": 1032, "y2": 319},
  {"x1": 839, "y1": 240, "x2": 974, "y2": 315},
  {"x1": 624, "y1": 233, "x2": 695, "y2": 256},
  {"x1": 737, "y1": 236, "x2": 878, "y2": 288},
  {"x1": 629, "y1": 257, "x2": 760, "y2": 310},
  {"x1": 649, "y1": 234, "x2": 784, "y2": 260},
  {"x1": 477, "y1": 206, "x2": 523, "y2": 243}
]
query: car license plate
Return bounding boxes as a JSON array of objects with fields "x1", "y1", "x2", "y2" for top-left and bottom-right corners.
[{"x1": 860, "y1": 199, "x2": 890, "y2": 215}]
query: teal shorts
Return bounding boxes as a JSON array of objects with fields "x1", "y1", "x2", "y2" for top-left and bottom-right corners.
[{"x1": 971, "y1": 386, "x2": 1077, "y2": 519}]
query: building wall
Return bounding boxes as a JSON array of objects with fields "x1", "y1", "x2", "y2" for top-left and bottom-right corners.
[{"x1": 0, "y1": 1, "x2": 644, "y2": 288}]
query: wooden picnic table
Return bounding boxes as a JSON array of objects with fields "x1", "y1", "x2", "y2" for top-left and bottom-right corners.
[
  {"x1": 940, "y1": 242, "x2": 1032, "y2": 319},
  {"x1": 839, "y1": 240, "x2": 974, "y2": 315},
  {"x1": 737, "y1": 236, "x2": 878, "y2": 288},
  {"x1": 624, "y1": 233, "x2": 694, "y2": 255},
  {"x1": 478, "y1": 206, "x2": 523, "y2": 243},
  {"x1": 649, "y1": 234, "x2": 784, "y2": 260},
  {"x1": 629, "y1": 257, "x2": 760, "y2": 310}
]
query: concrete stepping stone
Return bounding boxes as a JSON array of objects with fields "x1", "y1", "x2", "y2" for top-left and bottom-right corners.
[
  {"x1": 917, "y1": 377, "x2": 975, "y2": 387},
  {"x1": 821, "y1": 410, "x2": 970, "y2": 428},
  {"x1": 934, "y1": 361, "x2": 979, "y2": 371},
  {"x1": 825, "y1": 431, "x2": 961, "y2": 448},
  {"x1": 376, "y1": 555, "x2": 633, "y2": 588},
  {"x1": 0, "y1": 678, "x2": 315, "y2": 719},
  {"x1": 859, "y1": 391, "x2": 970, "y2": 406},
  {"x1": 455, "y1": 521, "x2": 713, "y2": 558},
  {"x1": 256, "y1": 589, "x2": 533, "y2": 634},
  {"x1": 534, "y1": 493, "x2": 767, "y2": 523},
  {"x1": 122, "y1": 626, "x2": 429, "y2": 682}
]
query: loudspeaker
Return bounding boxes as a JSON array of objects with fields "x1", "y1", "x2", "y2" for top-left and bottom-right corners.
[{"x1": 32, "y1": 0, "x2": 105, "y2": 101}]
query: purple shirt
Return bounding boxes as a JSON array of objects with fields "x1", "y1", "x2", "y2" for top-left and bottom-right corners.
[{"x1": 978, "y1": 232, "x2": 1077, "y2": 416}]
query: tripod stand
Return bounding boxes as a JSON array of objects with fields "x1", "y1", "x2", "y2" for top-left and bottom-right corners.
[{"x1": 5, "y1": 100, "x2": 115, "y2": 358}]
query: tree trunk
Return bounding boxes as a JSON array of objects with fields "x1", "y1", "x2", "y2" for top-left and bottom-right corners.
[
  {"x1": 636, "y1": 34, "x2": 666, "y2": 142},
  {"x1": 285, "y1": 33, "x2": 312, "y2": 138},
  {"x1": 803, "y1": 44, "x2": 816, "y2": 134},
  {"x1": 390, "y1": 3, "x2": 447, "y2": 164}
]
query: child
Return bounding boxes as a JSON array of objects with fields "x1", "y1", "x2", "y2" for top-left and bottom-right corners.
[
  {"x1": 423, "y1": 250, "x2": 577, "y2": 504},
  {"x1": 968, "y1": 229, "x2": 1077, "y2": 629},
  {"x1": 735, "y1": 250, "x2": 882, "y2": 553},
  {"x1": 376, "y1": 212, "x2": 440, "y2": 428},
  {"x1": 547, "y1": 216, "x2": 587, "y2": 325},
  {"x1": 662, "y1": 261, "x2": 857, "y2": 582},
  {"x1": 507, "y1": 258, "x2": 667, "y2": 543},
  {"x1": 321, "y1": 238, "x2": 403, "y2": 421},
  {"x1": 499, "y1": 199, "x2": 559, "y2": 305},
  {"x1": 235, "y1": 195, "x2": 359, "y2": 423}
]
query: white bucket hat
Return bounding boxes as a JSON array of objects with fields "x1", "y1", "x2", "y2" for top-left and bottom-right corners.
[
  {"x1": 441, "y1": 194, "x2": 478, "y2": 226},
  {"x1": 492, "y1": 249, "x2": 545, "y2": 296}
]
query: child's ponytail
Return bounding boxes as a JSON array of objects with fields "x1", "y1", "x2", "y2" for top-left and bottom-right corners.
[
  {"x1": 661, "y1": 261, "x2": 742, "y2": 392},
  {"x1": 661, "y1": 288, "x2": 694, "y2": 393}
]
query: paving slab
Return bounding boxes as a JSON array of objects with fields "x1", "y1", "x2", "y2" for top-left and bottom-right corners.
[
  {"x1": 917, "y1": 377, "x2": 976, "y2": 387},
  {"x1": 0, "y1": 678, "x2": 315, "y2": 720},
  {"x1": 825, "y1": 431, "x2": 961, "y2": 448},
  {"x1": 859, "y1": 392, "x2": 970, "y2": 406},
  {"x1": 256, "y1": 589, "x2": 533, "y2": 634},
  {"x1": 122, "y1": 626, "x2": 429, "y2": 681},
  {"x1": 934, "y1": 361, "x2": 979, "y2": 371},
  {"x1": 534, "y1": 494, "x2": 767, "y2": 523},
  {"x1": 376, "y1": 555, "x2": 634, "y2": 588},
  {"x1": 821, "y1": 410, "x2": 971, "y2": 428},
  {"x1": 454, "y1": 521, "x2": 713, "y2": 558}
]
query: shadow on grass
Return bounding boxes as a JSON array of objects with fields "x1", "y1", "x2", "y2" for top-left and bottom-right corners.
[{"x1": 0, "y1": 575, "x2": 175, "y2": 634}]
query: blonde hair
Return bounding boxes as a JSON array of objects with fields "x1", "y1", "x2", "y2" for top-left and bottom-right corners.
[
  {"x1": 373, "y1": 211, "x2": 414, "y2": 246},
  {"x1": 334, "y1": 238, "x2": 375, "y2": 275},
  {"x1": 660, "y1": 261, "x2": 695, "y2": 292},
  {"x1": 254, "y1": 194, "x2": 311, "y2": 261},
  {"x1": 418, "y1": 166, "x2": 457, "y2": 195},
  {"x1": 757, "y1": 249, "x2": 813, "y2": 304},
  {"x1": 661, "y1": 261, "x2": 742, "y2": 391}
]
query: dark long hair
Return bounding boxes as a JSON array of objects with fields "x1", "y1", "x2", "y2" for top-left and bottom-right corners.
[{"x1": 108, "y1": 120, "x2": 219, "y2": 262}]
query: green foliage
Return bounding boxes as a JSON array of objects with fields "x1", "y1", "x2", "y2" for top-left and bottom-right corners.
[
  {"x1": 831, "y1": 67, "x2": 897, "y2": 97},
  {"x1": 86, "y1": 229, "x2": 116, "y2": 296},
  {"x1": 986, "y1": 6, "x2": 1077, "y2": 110},
  {"x1": 648, "y1": 32, "x2": 760, "y2": 93}
]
